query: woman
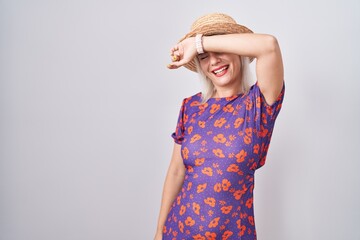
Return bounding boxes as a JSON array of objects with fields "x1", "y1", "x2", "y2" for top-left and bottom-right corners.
[{"x1": 154, "y1": 13, "x2": 285, "y2": 240}]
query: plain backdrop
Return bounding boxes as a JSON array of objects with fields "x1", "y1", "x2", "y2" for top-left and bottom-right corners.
[{"x1": 1, "y1": 0, "x2": 359, "y2": 239}]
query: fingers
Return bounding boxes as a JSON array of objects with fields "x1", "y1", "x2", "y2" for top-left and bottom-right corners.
[
  {"x1": 167, "y1": 63, "x2": 178, "y2": 69},
  {"x1": 168, "y1": 45, "x2": 180, "y2": 69},
  {"x1": 170, "y1": 44, "x2": 181, "y2": 54},
  {"x1": 171, "y1": 54, "x2": 179, "y2": 62},
  {"x1": 170, "y1": 46, "x2": 181, "y2": 62},
  {"x1": 167, "y1": 43, "x2": 187, "y2": 69},
  {"x1": 167, "y1": 59, "x2": 187, "y2": 69}
]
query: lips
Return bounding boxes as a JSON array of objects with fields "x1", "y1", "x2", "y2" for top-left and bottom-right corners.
[{"x1": 212, "y1": 65, "x2": 229, "y2": 77}]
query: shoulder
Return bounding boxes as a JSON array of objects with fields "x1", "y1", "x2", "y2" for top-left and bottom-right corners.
[{"x1": 182, "y1": 92, "x2": 202, "y2": 105}]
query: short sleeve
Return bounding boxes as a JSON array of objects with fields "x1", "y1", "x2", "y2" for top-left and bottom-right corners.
[
  {"x1": 251, "y1": 80, "x2": 285, "y2": 169},
  {"x1": 253, "y1": 80, "x2": 285, "y2": 127},
  {"x1": 171, "y1": 98, "x2": 186, "y2": 145}
]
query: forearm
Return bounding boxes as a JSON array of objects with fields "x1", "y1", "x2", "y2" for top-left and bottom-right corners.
[
  {"x1": 155, "y1": 170, "x2": 185, "y2": 233},
  {"x1": 202, "y1": 33, "x2": 277, "y2": 59}
]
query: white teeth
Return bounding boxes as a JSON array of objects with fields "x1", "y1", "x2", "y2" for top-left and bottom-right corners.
[{"x1": 213, "y1": 66, "x2": 228, "y2": 74}]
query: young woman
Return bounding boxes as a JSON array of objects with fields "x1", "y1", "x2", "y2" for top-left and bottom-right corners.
[{"x1": 154, "y1": 13, "x2": 285, "y2": 240}]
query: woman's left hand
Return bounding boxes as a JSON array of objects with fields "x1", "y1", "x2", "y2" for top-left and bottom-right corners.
[{"x1": 167, "y1": 37, "x2": 197, "y2": 69}]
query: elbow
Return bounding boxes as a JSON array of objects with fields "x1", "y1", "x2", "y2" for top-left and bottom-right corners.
[{"x1": 265, "y1": 35, "x2": 280, "y2": 54}]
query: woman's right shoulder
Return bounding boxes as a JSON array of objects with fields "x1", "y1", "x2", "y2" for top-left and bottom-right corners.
[
  {"x1": 176, "y1": 92, "x2": 201, "y2": 103},
  {"x1": 181, "y1": 92, "x2": 203, "y2": 106}
]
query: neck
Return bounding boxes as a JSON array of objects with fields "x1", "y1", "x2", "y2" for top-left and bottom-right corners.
[{"x1": 212, "y1": 81, "x2": 243, "y2": 98}]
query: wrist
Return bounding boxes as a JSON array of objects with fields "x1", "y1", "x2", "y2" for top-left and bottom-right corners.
[{"x1": 195, "y1": 34, "x2": 204, "y2": 54}]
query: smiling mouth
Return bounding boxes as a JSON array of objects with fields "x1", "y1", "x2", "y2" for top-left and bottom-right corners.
[{"x1": 212, "y1": 65, "x2": 229, "y2": 76}]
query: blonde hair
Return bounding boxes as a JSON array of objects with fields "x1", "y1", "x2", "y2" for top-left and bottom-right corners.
[{"x1": 194, "y1": 56, "x2": 254, "y2": 105}]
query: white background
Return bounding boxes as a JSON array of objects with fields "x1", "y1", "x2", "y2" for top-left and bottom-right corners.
[{"x1": 1, "y1": 0, "x2": 359, "y2": 239}]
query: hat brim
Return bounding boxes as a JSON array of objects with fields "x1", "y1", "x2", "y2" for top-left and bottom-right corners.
[{"x1": 178, "y1": 23, "x2": 255, "y2": 72}]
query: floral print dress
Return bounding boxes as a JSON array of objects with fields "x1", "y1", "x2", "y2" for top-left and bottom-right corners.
[{"x1": 162, "y1": 80, "x2": 285, "y2": 240}]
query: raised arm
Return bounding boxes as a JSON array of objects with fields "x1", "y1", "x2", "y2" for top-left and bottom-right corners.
[{"x1": 168, "y1": 33, "x2": 284, "y2": 106}]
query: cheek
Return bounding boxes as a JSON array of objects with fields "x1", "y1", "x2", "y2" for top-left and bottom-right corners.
[
  {"x1": 199, "y1": 62, "x2": 210, "y2": 74},
  {"x1": 233, "y1": 61, "x2": 241, "y2": 73}
]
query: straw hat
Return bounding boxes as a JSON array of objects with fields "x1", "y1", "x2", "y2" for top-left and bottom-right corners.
[{"x1": 178, "y1": 13, "x2": 255, "y2": 72}]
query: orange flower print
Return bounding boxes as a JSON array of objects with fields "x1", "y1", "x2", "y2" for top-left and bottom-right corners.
[
  {"x1": 187, "y1": 182, "x2": 193, "y2": 191},
  {"x1": 205, "y1": 231, "x2": 217, "y2": 240},
  {"x1": 227, "y1": 164, "x2": 239, "y2": 173},
  {"x1": 248, "y1": 216, "x2": 254, "y2": 226},
  {"x1": 195, "y1": 158, "x2": 205, "y2": 166},
  {"x1": 236, "y1": 149, "x2": 247, "y2": 162},
  {"x1": 250, "y1": 162, "x2": 257, "y2": 170},
  {"x1": 214, "y1": 118, "x2": 227, "y2": 128},
  {"x1": 190, "y1": 100, "x2": 200, "y2": 107},
  {"x1": 163, "y1": 82, "x2": 285, "y2": 239},
  {"x1": 245, "y1": 127, "x2": 252, "y2": 137},
  {"x1": 183, "y1": 111, "x2": 189, "y2": 122},
  {"x1": 255, "y1": 96, "x2": 261, "y2": 108},
  {"x1": 188, "y1": 125, "x2": 193, "y2": 134},
  {"x1": 178, "y1": 220, "x2": 184, "y2": 233},
  {"x1": 234, "y1": 117, "x2": 244, "y2": 128},
  {"x1": 223, "y1": 104, "x2": 234, "y2": 113},
  {"x1": 182, "y1": 147, "x2": 189, "y2": 160},
  {"x1": 190, "y1": 134, "x2": 202, "y2": 143},
  {"x1": 220, "y1": 205, "x2": 233, "y2": 214},
  {"x1": 197, "y1": 183, "x2": 207, "y2": 193},
  {"x1": 208, "y1": 210, "x2": 214, "y2": 216},
  {"x1": 213, "y1": 183, "x2": 222, "y2": 192},
  {"x1": 253, "y1": 144, "x2": 260, "y2": 154},
  {"x1": 266, "y1": 107, "x2": 273, "y2": 116},
  {"x1": 245, "y1": 97, "x2": 253, "y2": 110},
  {"x1": 185, "y1": 216, "x2": 195, "y2": 226},
  {"x1": 192, "y1": 234, "x2": 205, "y2": 240},
  {"x1": 233, "y1": 189, "x2": 245, "y2": 200},
  {"x1": 244, "y1": 135, "x2": 252, "y2": 144},
  {"x1": 259, "y1": 156, "x2": 266, "y2": 166},
  {"x1": 179, "y1": 205, "x2": 186, "y2": 216},
  {"x1": 228, "y1": 134, "x2": 236, "y2": 141},
  {"x1": 222, "y1": 230, "x2": 233, "y2": 239},
  {"x1": 210, "y1": 103, "x2": 220, "y2": 114},
  {"x1": 258, "y1": 124, "x2": 269, "y2": 137},
  {"x1": 202, "y1": 167, "x2": 213, "y2": 176},
  {"x1": 198, "y1": 121, "x2": 206, "y2": 128},
  {"x1": 213, "y1": 133, "x2": 226, "y2": 143},
  {"x1": 208, "y1": 217, "x2": 220, "y2": 228},
  {"x1": 213, "y1": 148, "x2": 225, "y2": 158},
  {"x1": 221, "y1": 179, "x2": 231, "y2": 191},
  {"x1": 192, "y1": 202, "x2": 200, "y2": 215},
  {"x1": 246, "y1": 197, "x2": 253, "y2": 208},
  {"x1": 176, "y1": 195, "x2": 181, "y2": 205},
  {"x1": 204, "y1": 197, "x2": 216, "y2": 207},
  {"x1": 261, "y1": 112, "x2": 268, "y2": 124}
]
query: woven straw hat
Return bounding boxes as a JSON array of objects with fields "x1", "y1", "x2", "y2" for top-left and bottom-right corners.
[{"x1": 179, "y1": 13, "x2": 254, "y2": 72}]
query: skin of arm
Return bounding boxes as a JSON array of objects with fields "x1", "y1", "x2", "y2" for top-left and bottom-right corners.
[
  {"x1": 168, "y1": 33, "x2": 284, "y2": 106},
  {"x1": 154, "y1": 142, "x2": 186, "y2": 239}
]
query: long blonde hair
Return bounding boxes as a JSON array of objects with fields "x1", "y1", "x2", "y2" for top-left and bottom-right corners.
[{"x1": 194, "y1": 56, "x2": 254, "y2": 105}]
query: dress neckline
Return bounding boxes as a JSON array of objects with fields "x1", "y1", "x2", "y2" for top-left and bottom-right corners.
[{"x1": 207, "y1": 92, "x2": 244, "y2": 102}]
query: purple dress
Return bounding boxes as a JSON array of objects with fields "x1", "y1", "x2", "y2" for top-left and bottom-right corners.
[{"x1": 163, "y1": 80, "x2": 285, "y2": 240}]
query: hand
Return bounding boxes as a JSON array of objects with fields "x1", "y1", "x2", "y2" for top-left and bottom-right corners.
[{"x1": 167, "y1": 37, "x2": 197, "y2": 69}]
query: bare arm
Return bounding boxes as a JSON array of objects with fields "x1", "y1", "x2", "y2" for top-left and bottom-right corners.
[
  {"x1": 154, "y1": 142, "x2": 186, "y2": 238},
  {"x1": 168, "y1": 33, "x2": 284, "y2": 106}
]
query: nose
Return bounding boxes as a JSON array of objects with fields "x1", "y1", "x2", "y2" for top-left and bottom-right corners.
[{"x1": 209, "y1": 52, "x2": 221, "y2": 66}]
